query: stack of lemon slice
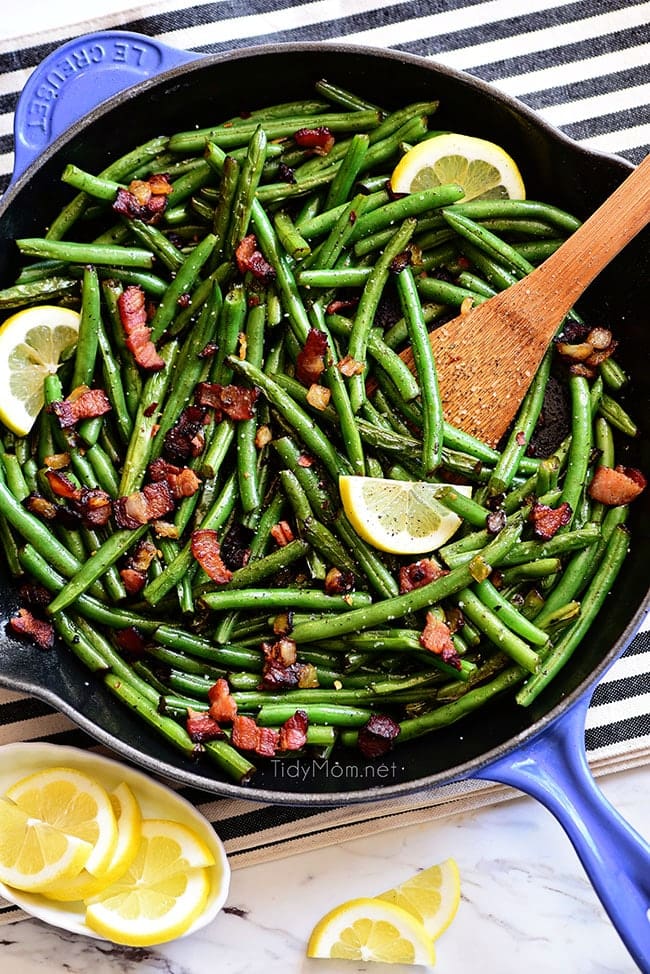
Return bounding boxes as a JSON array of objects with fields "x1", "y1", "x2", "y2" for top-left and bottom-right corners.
[{"x1": 0, "y1": 766, "x2": 215, "y2": 946}]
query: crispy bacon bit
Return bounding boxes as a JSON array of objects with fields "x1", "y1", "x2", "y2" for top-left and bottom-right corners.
[
  {"x1": 588, "y1": 465, "x2": 647, "y2": 506},
  {"x1": 186, "y1": 708, "x2": 225, "y2": 744},
  {"x1": 118, "y1": 285, "x2": 165, "y2": 372},
  {"x1": 191, "y1": 529, "x2": 233, "y2": 583},
  {"x1": 298, "y1": 663, "x2": 319, "y2": 688},
  {"x1": 148, "y1": 458, "x2": 201, "y2": 499},
  {"x1": 357, "y1": 714, "x2": 400, "y2": 758},
  {"x1": 469, "y1": 554, "x2": 491, "y2": 583},
  {"x1": 390, "y1": 250, "x2": 412, "y2": 274},
  {"x1": 9, "y1": 608, "x2": 54, "y2": 649},
  {"x1": 272, "y1": 611, "x2": 293, "y2": 636},
  {"x1": 71, "y1": 488, "x2": 113, "y2": 528},
  {"x1": 143, "y1": 401, "x2": 158, "y2": 418},
  {"x1": 486, "y1": 509, "x2": 507, "y2": 535},
  {"x1": 266, "y1": 637, "x2": 298, "y2": 666},
  {"x1": 113, "y1": 173, "x2": 173, "y2": 225},
  {"x1": 24, "y1": 493, "x2": 58, "y2": 520},
  {"x1": 114, "y1": 481, "x2": 174, "y2": 529},
  {"x1": 195, "y1": 382, "x2": 259, "y2": 420},
  {"x1": 260, "y1": 638, "x2": 310, "y2": 691},
  {"x1": 119, "y1": 539, "x2": 158, "y2": 594},
  {"x1": 337, "y1": 354, "x2": 365, "y2": 377},
  {"x1": 324, "y1": 567, "x2": 355, "y2": 595},
  {"x1": 220, "y1": 523, "x2": 253, "y2": 571},
  {"x1": 297, "y1": 453, "x2": 314, "y2": 467},
  {"x1": 235, "y1": 234, "x2": 276, "y2": 282},
  {"x1": 163, "y1": 406, "x2": 207, "y2": 462},
  {"x1": 529, "y1": 501, "x2": 573, "y2": 540},
  {"x1": 152, "y1": 520, "x2": 178, "y2": 538},
  {"x1": 278, "y1": 162, "x2": 296, "y2": 183},
  {"x1": 270, "y1": 520, "x2": 294, "y2": 547},
  {"x1": 296, "y1": 329, "x2": 329, "y2": 386},
  {"x1": 44, "y1": 469, "x2": 78, "y2": 499},
  {"x1": 199, "y1": 341, "x2": 219, "y2": 359},
  {"x1": 556, "y1": 325, "x2": 617, "y2": 370},
  {"x1": 279, "y1": 710, "x2": 308, "y2": 751},
  {"x1": 114, "y1": 626, "x2": 148, "y2": 658},
  {"x1": 399, "y1": 558, "x2": 447, "y2": 594},
  {"x1": 49, "y1": 387, "x2": 111, "y2": 428},
  {"x1": 419, "y1": 611, "x2": 461, "y2": 669},
  {"x1": 460, "y1": 296, "x2": 474, "y2": 316},
  {"x1": 306, "y1": 383, "x2": 331, "y2": 410},
  {"x1": 119, "y1": 567, "x2": 148, "y2": 595},
  {"x1": 515, "y1": 431, "x2": 527, "y2": 447},
  {"x1": 293, "y1": 126, "x2": 335, "y2": 155},
  {"x1": 255, "y1": 425, "x2": 273, "y2": 449},
  {"x1": 43, "y1": 452, "x2": 70, "y2": 470},
  {"x1": 232, "y1": 714, "x2": 279, "y2": 757},
  {"x1": 325, "y1": 297, "x2": 359, "y2": 316},
  {"x1": 207, "y1": 678, "x2": 238, "y2": 724}
]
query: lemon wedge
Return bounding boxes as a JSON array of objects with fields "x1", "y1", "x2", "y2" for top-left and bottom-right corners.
[
  {"x1": 0, "y1": 796, "x2": 92, "y2": 892},
  {"x1": 6, "y1": 766, "x2": 118, "y2": 878},
  {"x1": 41, "y1": 781, "x2": 143, "y2": 902},
  {"x1": 377, "y1": 858, "x2": 461, "y2": 941},
  {"x1": 390, "y1": 132, "x2": 525, "y2": 203},
  {"x1": 339, "y1": 475, "x2": 471, "y2": 554},
  {"x1": 84, "y1": 818, "x2": 215, "y2": 947},
  {"x1": 307, "y1": 896, "x2": 436, "y2": 965},
  {"x1": 0, "y1": 304, "x2": 79, "y2": 436}
]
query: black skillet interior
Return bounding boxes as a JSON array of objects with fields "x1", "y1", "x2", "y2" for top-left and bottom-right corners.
[{"x1": 0, "y1": 44, "x2": 648, "y2": 803}]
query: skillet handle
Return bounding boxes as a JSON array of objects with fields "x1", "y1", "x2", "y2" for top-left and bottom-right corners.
[
  {"x1": 12, "y1": 30, "x2": 200, "y2": 182},
  {"x1": 475, "y1": 692, "x2": 650, "y2": 971}
]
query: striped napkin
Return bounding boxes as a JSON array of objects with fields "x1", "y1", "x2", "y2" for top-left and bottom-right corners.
[{"x1": 0, "y1": 0, "x2": 649, "y2": 923}]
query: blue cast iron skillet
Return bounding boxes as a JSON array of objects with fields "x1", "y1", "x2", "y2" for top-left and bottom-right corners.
[{"x1": 1, "y1": 33, "x2": 649, "y2": 967}]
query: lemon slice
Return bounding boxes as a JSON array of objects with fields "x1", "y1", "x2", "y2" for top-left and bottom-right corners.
[
  {"x1": 6, "y1": 766, "x2": 118, "y2": 878},
  {"x1": 42, "y1": 782, "x2": 143, "y2": 902},
  {"x1": 339, "y1": 475, "x2": 471, "y2": 554},
  {"x1": 0, "y1": 796, "x2": 92, "y2": 892},
  {"x1": 84, "y1": 818, "x2": 215, "y2": 946},
  {"x1": 307, "y1": 896, "x2": 435, "y2": 965},
  {"x1": 377, "y1": 858, "x2": 461, "y2": 941},
  {"x1": 390, "y1": 132, "x2": 525, "y2": 203},
  {"x1": 0, "y1": 305, "x2": 79, "y2": 436}
]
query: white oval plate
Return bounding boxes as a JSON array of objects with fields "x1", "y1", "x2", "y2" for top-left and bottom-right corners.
[{"x1": 0, "y1": 741, "x2": 230, "y2": 941}]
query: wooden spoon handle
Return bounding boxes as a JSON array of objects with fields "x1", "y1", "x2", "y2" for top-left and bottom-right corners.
[{"x1": 521, "y1": 152, "x2": 650, "y2": 323}]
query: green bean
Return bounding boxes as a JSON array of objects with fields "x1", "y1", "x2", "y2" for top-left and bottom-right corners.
[
  {"x1": 226, "y1": 125, "x2": 267, "y2": 254},
  {"x1": 296, "y1": 190, "x2": 389, "y2": 240},
  {"x1": 442, "y1": 208, "x2": 534, "y2": 277},
  {"x1": 0, "y1": 277, "x2": 79, "y2": 308},
  {"x1": 200, "y1": 588, "x2": 373, "y2": 613},
  {"x1": 315, "y1": 79, "x2": 383, "y2": 113},
  {"x1": 455, "y1": 587, "x2": 540, "y2": 672},
  {"x1": 560, "y1": 375, "x2": 592, "y2": 523},
  {"x1": 273, "y1": 210, "x2": 312, "y2": 260},
  {"x1": 436, "y1": 485, "x2": 490, "y2": 528},
  {"x1": 598, "y1": 392, "x2": 638, "y2": 437},
  {"x1": 258, "y1": 703, "x2": 373, "y2": 727},
  {"x1": 325, "y1": 133, "x2": 370, "y2": 209},
  {"x1": 128, "y1": 218, "x2": 185, "y2": 272},
  {"x1": 236, "y1": 303, "x2": 266, "y2": 512},
  {"x1": 1, "y1": 454, "x2": 29, "y2": 501},
  {"x1": 94, "y1": 316, "x2": 132, "y2": 444},
  {"x1": 517, "y1": 525, "x2": 630, "y2": 705},
  {"x1": 451, "y1": 198, "x2": 581, "y2": 234},
  {"x1": 149, "y1": 233, "x2": 216, "y2": 341},
  {"x1": 600, "y1": 356, "x2": 628, "y2": 391},
  {"x1": 395, "y1": 264, "x2": 443, "y2": 472},
  {"x1": 415, "y1": 276, "x2": 488, "y2": 308},
  {"x1": 272, "y1": 436, "x2": 336, "y2": 521},
  {"x1": 16, "y1": 238, "x2": 154, "y2": 268},
  {"x1": 201, "y1": 539, "x2": 309, "y2": 594},
  {"x1": 498, "y1": 558, "x2": 563, "y2": 585},
  {"x1": 71, "y1": 267, "x2": 101, "y2": 390},
  {"x1": 472, "y1": 578, "x2": 549, "y2": 646},
  {"x1": 349, "y1": 186, "x2": 464, "y2": 244}
]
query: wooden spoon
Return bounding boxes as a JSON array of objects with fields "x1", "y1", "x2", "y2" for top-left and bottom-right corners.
[{"x1": 399, "y1": 153, "x2": 650, "y2": 447}]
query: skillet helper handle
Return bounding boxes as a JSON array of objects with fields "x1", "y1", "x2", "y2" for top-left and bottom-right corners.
[
  {"x1": 476, "y1": 692, "x2": 650, "y2": 972},
  {"x1": 11, "y1": 30, "x2": 200, "y2": 182}
]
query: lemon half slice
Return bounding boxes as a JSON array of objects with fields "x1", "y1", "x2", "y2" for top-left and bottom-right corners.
[
  {"x1": 307, "y1": 896, "x2": 436, "y2": 965},
  {"x1": 339, "y1": 476, "x2": 471, "y2": 554},
  {"x1": 377, "y1": 858, "x2": 461, "y2": 941},
  {"x1": 0, "y1": 305, "x2": 79, "y2": 436},
  {"x1": 390, "y1": 132, "x2": 525, "y2": 203}
]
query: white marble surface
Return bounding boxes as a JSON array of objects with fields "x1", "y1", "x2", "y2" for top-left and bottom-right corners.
[{"x1": 0, "y1": 764, "x2": 647, "y2": 974}]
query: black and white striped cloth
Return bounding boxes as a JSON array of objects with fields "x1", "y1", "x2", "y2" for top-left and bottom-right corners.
[{"x1": 0, "y1": 0, "x2": 648, "y2": 921}]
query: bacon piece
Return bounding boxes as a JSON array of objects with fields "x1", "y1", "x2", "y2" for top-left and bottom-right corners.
[
  {"x1": 113, "y1": 173, "x2": 173, "y2": 225},
  {"x1": 44, "y1": 470, "x2": 78, "y2": 499},
  {"x1": 486, "y1": 509, "x2": 507, "y2": 535},
  {"x1": 270, "y1": 520, "x2": 294, "y2": 547},
  {"x1": 24, "y1": 493, "x2": 58, "y2": 520},
  {"x1": 293, "y1": 126, "x2": 335, "y2": 155},
  {"x1": 194, "y1": 382, "x2": 259, "y2": 421},
  {"x1": 186, "y1": 708, "x2": 225, "y2": 744},
  {"x1": 118, "y1": 285, "x2": 165, "y2": 371},
  {"x1": 119, "y1": 539, "x2": 158, "y2": 594},
  {"x1": 324, "y1": 567, "x2": 355, "y2": 595},
  {"x1": 232, "y1": 715, "x2": 280, "y2": 758},
  {"x1": 9, "y1": 608, "x2": 54, "y2": 649},
  {"x1": 148, "y1": 458, "x2": 201, "y2": 500},
  {"x1": 49, "y1": 387, "x2": 112, "y2": 428},
  {"x1": 163, "y1": 406, "x2": 207, "y2": 462},
  {"x1": 119, "y1": 567, "x2": 148, "y2": 595},
  {"x1": 325, "y1": 297, "x2": 359, "y2": 316},
  {"x1": 43, "y1": 452, "x2": 70, "y2": 470},
  {"x1": 259, "y1": 638, "x2": 310, "y2": 691},
  {"x1": 337, "y1": 354, "x2": 364, "y2": 377},
  {"x1": 235, "y1": 234, "x2": 276, "y2": 282},
  {"x1": 306, "y1": 384, "x2": 331, "y2": 410},
  {"x1": 399, "y1": 558, "x2": 447, "y2": 593},
  {"x1": 114, "y1": 626, "x2": 148, "y2": 658},
  {"x1": 419, "y1": 611, "x2": 461, "y2": 669},
  {"x1": 114, "y1": 481, "x2": 174, "y2": 529},
  {"x1": 296, "y1": 328, "x2": 328, "y2": 386},
  {"x1": 220, "y1": 523, "x2": 253, "y2": 571},
  {"x1": 588, "y1": 465, "x2": 647, "y2": 506},
  {"x1": 207, "y1": 678, "x2": 238, "y2": 724},
  {"x1": 191, "y1": 529, "x2": 233, "y2": 584},
  {"x1": 357, "y1": 714, "x2": 400, "y2": 758},
  {"x1": 72, "y1": 488, "x2": 113, "y2": 528},
  {"x1": 529, "y1": 501, "x2": 572, "y2": 540},
  {"x1": 279, "y1": 710, "x2": 308, "y2": 751}
]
